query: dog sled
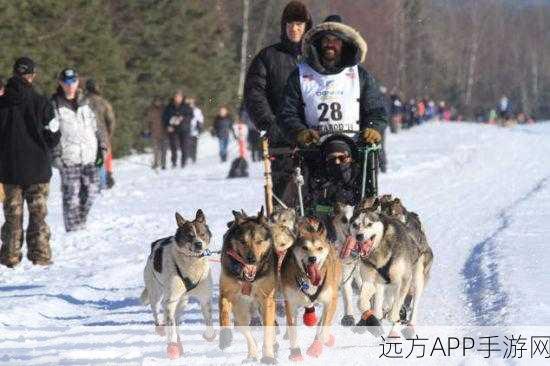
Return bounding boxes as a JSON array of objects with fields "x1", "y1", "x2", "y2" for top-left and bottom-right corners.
[{"x1": 262, "y1": 132, "x2": 381, "y2": 218}]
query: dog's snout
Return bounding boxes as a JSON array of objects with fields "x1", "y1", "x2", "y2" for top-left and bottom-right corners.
[
  {"x1": 194, "y1": 241, "x2": 203, "y2": 250},
  {"x1": 356, "y1": 233, "x2": 365, "y2": 242},
  {"x1": 308, "y1": 256, "x2": 317, "y2": 264},
  {"x1": 246, "y1": 253, "x2": 256, "y2": 264}
]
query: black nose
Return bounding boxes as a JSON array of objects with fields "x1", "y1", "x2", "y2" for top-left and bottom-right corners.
[
  {"x1": 308, "y1": 256, "x2": 317, "y2": 264},
  {"x1": 194, "y1": 242, "x2": 203, "y2": 250},
  {"x1": 356, "y1": 234, "x2": 365, "y2": 242},
  {"x1": 246, "y1": 253, "x2": 256, "y2": 264}
]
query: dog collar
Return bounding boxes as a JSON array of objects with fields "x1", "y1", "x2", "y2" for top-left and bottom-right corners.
[{"x1": 295, "y1": 274, "x2": 326, "y2": 303}]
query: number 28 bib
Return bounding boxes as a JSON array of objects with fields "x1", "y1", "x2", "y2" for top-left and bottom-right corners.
[{"x1": 298, "y1": 63, "x2": 360, "y2": 135}]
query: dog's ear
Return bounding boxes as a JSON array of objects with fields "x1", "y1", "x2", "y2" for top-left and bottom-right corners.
[
  {"x1": 232, "y1": 210, "x2": 246, "y2": 225},
  {"x1": 195, "y1": 209, "x2": 206, "y2": 223},
  {"x1": 175, "y1": 212, "x2": 187, "y2": 227},
  {"x1": 373, "y1": 198, "x2": 381, "y2": 211},
  {"x1": 316, "y1": 221, "x2": 327, "y2": 238},
  {"x1": 257, "y1": 206, "x2": 268, "y2": 225},
  {"x1": 393, "y1": 198, "x2": 401, "y2": 205}
]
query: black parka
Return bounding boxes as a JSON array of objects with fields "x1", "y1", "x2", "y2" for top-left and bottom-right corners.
[
  {"x1": 0, "y1": 75, "x2": 60, "y2": 186},
  {"x1": 243, "y1": 11, "x2": 313, "y2": 147},
  {"x1": 277, "y1": 22, "x2": 388, "y2": 144}
]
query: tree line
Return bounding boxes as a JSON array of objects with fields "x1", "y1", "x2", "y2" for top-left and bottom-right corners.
[{"x1": 1, "y1": 0, "x2": 548, "y2": 156}]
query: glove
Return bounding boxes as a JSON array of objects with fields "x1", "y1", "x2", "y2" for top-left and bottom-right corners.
[
  {"x1": 95, "y1": 148, "x2": 107, "y2": 167},
  {"x1": 360, "y1": 128, "x2": 382, "y2": 144},
  {"x1": 296, "y1": 129, "x2": 320, "y2": 147},
  {"x1": 51, "y1": 156, "x2": 63, "y2": 170}
]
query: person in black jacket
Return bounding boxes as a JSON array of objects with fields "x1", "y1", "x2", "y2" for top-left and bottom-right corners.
[
  {"x1": 212, "y1": 106, "x2": 234, "y2": 162},
  {"x1": 244, "y1": 0, "x2": 312, "y2": 202},
  {"x1": 278, "y1": 16, "x2": 387, "y2": 146},
  {"x1": 277, "y1": 16, "x2": 388, "y2": 204},
  {"x1": 0, "y1": 57, "x2": 60, "y2": 267},
  {"x1": 163, "y1": 90, "x2": 194, "y2": 168}
]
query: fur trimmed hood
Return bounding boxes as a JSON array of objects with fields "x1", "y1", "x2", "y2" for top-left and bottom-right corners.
[{"x1": 302, "y1": 21, "x2": 367, "y2": 73}]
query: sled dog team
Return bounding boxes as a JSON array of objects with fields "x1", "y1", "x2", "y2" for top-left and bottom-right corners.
[{"x1": 140, "y1": 195, "x2": 433, "y2": 362}]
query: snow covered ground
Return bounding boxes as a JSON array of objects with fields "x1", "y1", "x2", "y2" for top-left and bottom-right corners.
[{"x1": 1, "y1": 121, "x2": 549, "y2": 365}]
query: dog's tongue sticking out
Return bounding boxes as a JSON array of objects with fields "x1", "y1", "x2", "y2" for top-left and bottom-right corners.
[
  {"x1": 360, "y1": 238, "x2": 374, "y2": 258},
  {"x1": 306, "y1": 263, "x2": 321, "y2": 286},
  {"x1": 340, "y1": 236, "x2": 356, "y2": 259}
]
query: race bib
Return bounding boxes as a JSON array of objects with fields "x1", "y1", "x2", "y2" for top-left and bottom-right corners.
[{"x1": 299, "y1": 63, "x2": 360, "y2": 135}]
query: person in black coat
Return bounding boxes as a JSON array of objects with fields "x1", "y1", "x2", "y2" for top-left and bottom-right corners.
[
  {"x1": 244, "y1": 0, "x2": 312, "y2": 201},
  {"x1": 212, "y1": 106, "x2": 234, "y2": 162},
  {"x1": 0, "y1": 57, "x2": 60, "y2": 267},
  {"x1": 278, "y1": 17, "x2": 387, "y2": 146},
  {"x1": 163, "y1": 90, "x2": 194, "y2": 168}
]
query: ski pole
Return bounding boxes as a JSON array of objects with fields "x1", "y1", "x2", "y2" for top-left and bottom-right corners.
[{"x1": 294, "y1": 167, "x2": 305, "y2": 217}]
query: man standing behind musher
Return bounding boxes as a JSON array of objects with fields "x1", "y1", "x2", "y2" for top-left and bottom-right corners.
[
  {"x1": 244, "y1": 1, "x2": 312, "y2": 206},
  {"x1": 278, "y1": 15, "x2": 387, "y2": 205}
]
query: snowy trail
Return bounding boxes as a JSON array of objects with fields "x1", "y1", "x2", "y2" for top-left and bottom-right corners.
[{"x1": 0, "y1": 122, "x2": 549, "y2": 365}]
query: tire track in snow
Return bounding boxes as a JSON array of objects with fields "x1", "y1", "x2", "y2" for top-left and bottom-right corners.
[{"x1": 462, "y1": 176, "x2": 549, "y2": 325}]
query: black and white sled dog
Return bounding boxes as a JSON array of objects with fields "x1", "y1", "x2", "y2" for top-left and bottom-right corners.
[
  {"x1": 332, "y1": 196, "x2": 433, "y2": 336},
  {"x1": 140, "y1": 210, "x2": 217, "y2": 360}
]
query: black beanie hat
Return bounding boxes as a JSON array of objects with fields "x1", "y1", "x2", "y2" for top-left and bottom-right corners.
[
  {"x1": 325, "y1": 139, "x2": 352, "y2": 157},
  {"x1": 282, "y1": 1, "x2": 310, "y2": 24},
  {"x1": 13, "y1": 57, "x2": 36, "y2": 76}
]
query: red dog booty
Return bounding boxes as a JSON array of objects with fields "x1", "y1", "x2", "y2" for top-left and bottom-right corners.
[
  {"x1": 303, "y1": 307, "x2": 317, "y2": 327},
  {"x1": 166, "y1": 342, "x2": 182, "y2": 359},
  {"x1": 306, "y1": 339, "x2": 323, "y2": 358},
  {"x1": 324, "y1": 334, "x2": 335, "y2": 347}
]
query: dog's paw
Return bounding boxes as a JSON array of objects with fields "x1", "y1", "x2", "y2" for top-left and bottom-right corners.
[
  {"x1": 340, "y1": 315, "x2": 355, "y2": 327},
  {"x1": 260, "y1": 356, "x2": 277, "y2": 364},
  {"x1": 289, "y1": 348, "x2": 303, "y2": 362},
  {"x1": 202, "y1": 328, "x2": 217, "y2": 342},
  {"x1": 387, "y1": 329, "x2": 400, "y2": 339},
  {"x1": 306, "y1": 339, "x2": 323, "y2": 358},
  {"x1": 356, "y1": 311, "x2": 384, "y2": 337},
  {"x1": 276, "y1": 302, "x2": 286, "y2": 317},
  {"x1": 324, "y1": 334, "x2": 335, "y2": 347},
  {"x1": 249, "y1": 316, "x2": 262, "y2": 327},
  {"x1": 401, "y1": 324, "x2": 416, "y2": 339},
  {"x1": 166, "y1": 342, "x2": 182, "y2": 359},
  {"x1": 242, "y1": 355, "x2": 259, "y2": 364},
  {"x1": 219, "y1": 328, "x2": 233, "y2": 350},
  {"x1": 155, "y1": 325, "x2": 165, "y2": 337}
]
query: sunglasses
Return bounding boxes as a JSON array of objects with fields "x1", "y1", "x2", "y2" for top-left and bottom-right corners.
[{"x1": 327, "y1": 154, "x2": 351, "y2": 164}]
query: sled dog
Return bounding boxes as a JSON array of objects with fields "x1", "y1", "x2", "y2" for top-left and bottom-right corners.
[
  {"x1": 141, "y1": 210, "x2": 216, "y2": 359},
  {"x1": 280, "y1": 217, "x2": 342, "y2": 360},
  {"x1": 218, "y1": 208, "x2": 278, "y2": 364}
]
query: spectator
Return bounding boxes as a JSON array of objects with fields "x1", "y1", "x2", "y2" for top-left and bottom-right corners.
[
  {"x1": 145, "y1": 96, "x2": 167, "y2": 169},
  {"x1": 163, "y1": 90, "x2": 194, "y2": 168},
  {"x1": 51, "y1": 68, "x2": 107, "y2": 232},
  {"x1": 244, "y1": 0, "x2": 312, "y2": 202},
  {"x1": 0, "y1": 57, "x2": 61, "y2": 267},
  {"x1": 212, "y1": 106, "x2": 233, "y2": 162},
  {"x1": 497, "y1": 95, "x2": 512, "y2": 122},
  {"x1": 233, "y1": 114, "x2": 249, "y2": 159},
  {"x1": 85, "y1": 79, "x2": 116, "y2": 189},
  {"x1": 187, "y1": 97, "x2": 204, "y2": 164}
]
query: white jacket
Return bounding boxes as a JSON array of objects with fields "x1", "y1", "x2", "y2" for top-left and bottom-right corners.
[{"x1": 52, "y1": 93, "x2": 103, "y2": 166}]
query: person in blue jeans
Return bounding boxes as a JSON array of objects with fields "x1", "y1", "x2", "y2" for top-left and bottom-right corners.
[{"x1": 212, "y1": 106, "x2": 233, "y2": 162}]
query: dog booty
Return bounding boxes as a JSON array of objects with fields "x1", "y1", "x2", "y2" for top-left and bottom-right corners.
[{"x1": 303, "y1": 306, "x2": 317, "y2": 327}]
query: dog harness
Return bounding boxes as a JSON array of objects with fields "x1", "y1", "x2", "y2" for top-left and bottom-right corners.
[
  {"x1": 225, "y1": 248, "x2": 274, "y2": 296},
  {"x1": 150, "y1": 237, "x2": 207, "y2": 293},
  {"x1": 299, "y1": 62, "x2": 360, "y2": 136},
  {"x1": 296, "y1": 275, "x2": 326, "y2": 303}
]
